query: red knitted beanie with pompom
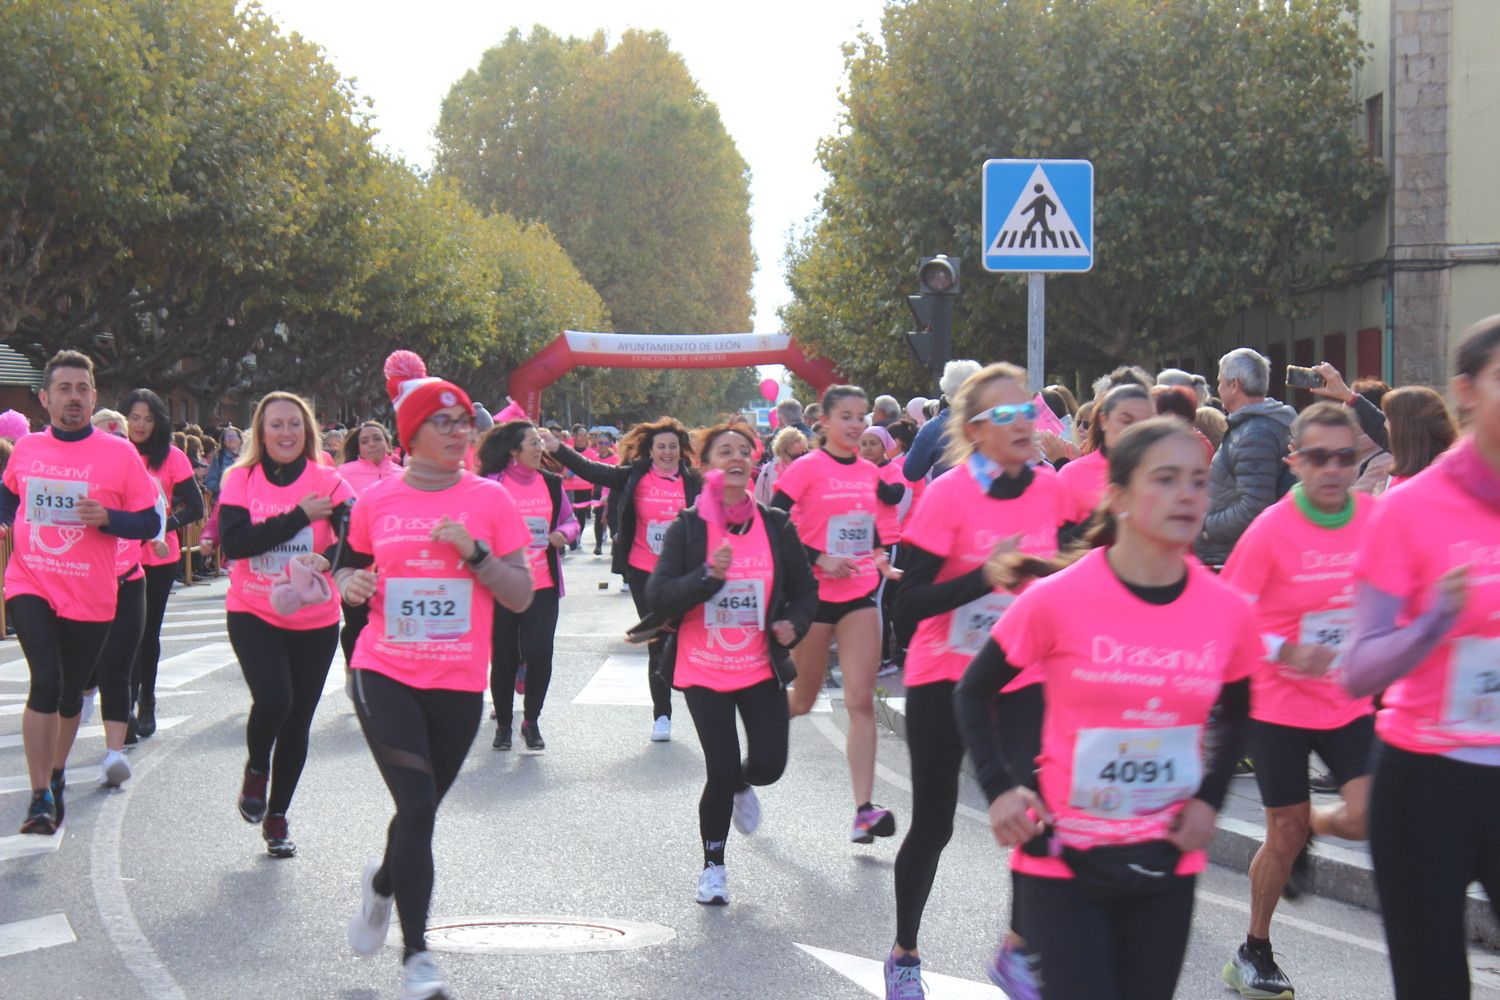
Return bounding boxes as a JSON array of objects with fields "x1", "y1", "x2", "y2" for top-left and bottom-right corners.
[{"x1": 384, "y1": 350, "x2": 473, "y2": 450}]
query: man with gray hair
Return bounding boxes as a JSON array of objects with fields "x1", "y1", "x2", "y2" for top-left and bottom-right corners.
[
  {"x1": 871, "y1": 394, "x2": 902, "y2": 427},
  {"x1": 1196, "y1": 347, "x2": 1296, "y2": 566},
  {"x1": 776, "y1": 397, "x2": 813, "y2": 442},
  {"x1": 1157, "y1": 367, "x2": 1210, "y2": 406},
  {"x1": 903, "y1": 359, "x2": 983, "y2": 481}
]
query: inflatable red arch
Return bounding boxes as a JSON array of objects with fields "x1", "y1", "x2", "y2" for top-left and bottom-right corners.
[{"x1": 505, "y1": 331, "x2": 844, "y2": 419}]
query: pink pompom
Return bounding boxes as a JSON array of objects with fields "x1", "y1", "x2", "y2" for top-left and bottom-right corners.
[
  {"x1": 384, "y1": 350, "x2": 428, "y2": 401},
  {"x1": 0, "y1": 409, "x2": 31, "y2": 442}
]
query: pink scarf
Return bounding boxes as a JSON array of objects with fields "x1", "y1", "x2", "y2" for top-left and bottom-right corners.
[
  {"x1": 698, "y1": 469, "x2": 755, "y2": 530},
  {"x1": 1440, "y1": 435, "x2": 1500, "y2": 512},
  {"x1": 503, "y1": 464, "x2": 539, "y2": 487}
]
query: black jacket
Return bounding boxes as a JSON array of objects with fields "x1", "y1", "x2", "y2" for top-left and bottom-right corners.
[
  {"x1": 646, "y1": 503, "x2": 817, "y2": 689},
  {"x1": 552, "y1": 444, "x2": 701, "y2": 577}
]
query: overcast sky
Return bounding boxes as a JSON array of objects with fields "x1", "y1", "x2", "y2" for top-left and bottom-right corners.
[{"x1": 257, "y1": 0, "x2": 891, "y2": 337}]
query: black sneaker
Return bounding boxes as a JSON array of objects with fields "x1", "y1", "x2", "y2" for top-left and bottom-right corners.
[
  {"x1": 1283, "y1": 836, "x2": 1313, "y2": 901},
  {"x1": 136, "y1": 699, "x2": 157, "y2": 739},
  {"x1": 1307, "y1": 769, "x2": 1339, "y2": 794},
  {"x1": 1222, "y1": 942, "x2": 1294, "y2": 999},
  {"x1": 521, "y1": 720, "x2": 545, "y2": 753},
  {"x1": 594, "y1": 543, "x2": 603, "y2": 555},
  {"x1": 1234, "y1": 757, "x2": 1255, "y2": 776},
  {"x1": 263, "y1": 813, "x2": 296, "y2": 858},
  {"x1": 124, "y1": 714, "x2": 140, "y2": 746},
  {"x1": 20, "y1": 790, "x2": 57, "y2": 836},
  {"x1": 492, "y1": 724, "x2": 512, "y2": 751},
  {"x1": 50, "y1": 771, "x2": 65, "y2": 827}
]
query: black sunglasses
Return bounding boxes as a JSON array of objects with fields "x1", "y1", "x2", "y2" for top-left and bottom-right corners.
[{"x1": 1293, "y1": 447, "x2": 1358, "y2": 468}]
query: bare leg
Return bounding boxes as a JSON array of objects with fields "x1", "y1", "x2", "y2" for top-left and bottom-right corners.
[
  {"x1": 1248, "y1": 803, "x2": 1311, "y2": 938},
  {"x1": 836, "y1": 607, "x2": 881, "y2": 806},
  {"x1": 51, "y1": 713, "x2": 84, "y2": 772},
  {"x1": 788, "y1": 621, "x2": 833, "y2": 717},
  {"x1": 103, "y1": 720, "x2": 127, "y2": 753},
  {"x1": 1312, "y1": 775, "x2": 1370, "y2": 841},
  {"x1": 22, "y1": 709, "x2": 58, "y2": 790}
]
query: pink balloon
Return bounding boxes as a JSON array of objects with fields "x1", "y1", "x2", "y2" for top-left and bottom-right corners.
[
  {"x1": 759, "y1": 378, "x2": 779, "y2": 403},
  {"x1": 768, "y1": 410, "x2": 779, "y2": 429}
]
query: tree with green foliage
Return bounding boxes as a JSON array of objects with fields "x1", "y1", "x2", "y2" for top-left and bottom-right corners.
[
  {"x1": 435, "y1": 26, "x2": 760, "y2": 424},
  {"x1": 783, "y1": 0, "x2": 1385, "y2": 394}
]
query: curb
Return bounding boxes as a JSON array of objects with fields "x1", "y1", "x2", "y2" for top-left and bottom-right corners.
[{"x1": 874, "y1": 696, "x2": 1500, "y2": 949}]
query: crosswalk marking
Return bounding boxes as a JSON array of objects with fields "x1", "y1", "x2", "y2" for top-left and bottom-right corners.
[
  {"x1": 0, "y1": 716, "x2": 186, "y2": 751},
  {"x1": 0, "y1": 829, "x2": 64, "y2": 863},
  {"x1": 155, "y1": 644, "x2": 235, "y2": 689},
  {"x1": 0, "y1": 913, "x2": 74, "y2": 959},
  {"x1": 572, "y1": 654, "x2": 833, "y2": 712},
  {"x1": 795, "y1": 943, "x2": 1003, "y2": 999}
]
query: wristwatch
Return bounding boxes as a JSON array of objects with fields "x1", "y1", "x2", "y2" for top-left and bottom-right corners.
[{"x1": 464, "y1": 540, "x2": 491, "y2": 566}]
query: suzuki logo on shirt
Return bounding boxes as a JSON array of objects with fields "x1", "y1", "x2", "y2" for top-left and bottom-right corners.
[
  {"x1": 1092, "y1": 636, "x2": 1218, "y2": 674},
  {"x1": 28, "y1": 460, "x2": 91, "y2": 480},
  {"x1": 1121, "y1": 697, "x2": 1182, "y2": 726}
]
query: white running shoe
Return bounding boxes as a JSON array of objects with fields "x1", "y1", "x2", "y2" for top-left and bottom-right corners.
[
  {"x1": 651, "y1": 716, "x2": 672, "y2": 742},
  {"x1": 401, "y1": 950, "x2": 447, "y2": 1000},
  {"x1": 732, "y1": 786, "x2": 761, "y2": 835},
  {"x1": 696, "y1": 863, "x2": 729, "y2": 905},
  {"x1": 99, "y1": 750, "x2": 132, "y2": 788},
  {"x1": 619, "y1": 581, "x2": 630, "y2": 593},
  {"x1": 347, "y1": 860, "x2": 394, "y2": 957}
]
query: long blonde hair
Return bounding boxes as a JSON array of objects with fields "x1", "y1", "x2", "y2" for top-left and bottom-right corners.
[
  {"x1": 941, "y1": 362, "x2": 1029, "y2": 469},
  {"x1": 236, "y1": 391, "x2": 322, "y2": 469}
]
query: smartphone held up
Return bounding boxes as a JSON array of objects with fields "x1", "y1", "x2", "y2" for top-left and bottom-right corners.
[{"x1": 1286, "y1": 365, "x2": 1326, "y2": 390}]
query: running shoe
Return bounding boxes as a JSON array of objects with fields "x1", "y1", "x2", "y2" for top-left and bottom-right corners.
[
  {"x1": 651, "y1": 716, "x2": 672, "y2": 742},
  {"x1": 136, "y1": 699, "x2": 157, "y2": 739},
  {"x1": 238, "y1": 764, "x2": 269, "y2": 823},
  {"x1": 877, "y1": 660, "x2": 902, "y2": 678},
  {"x1": 492, "y1": 724, "x2": 513, "y2": 751},
  {"x1": 883, "y1": 952, "x2": 926, "y2": 999},
  {"x1": 732, "y1": 786, "x2": 761, "y2": 835},
  {"x1": 521, "y1": 719, "x2": 545, "y2": 753},
  {"x1": 100, "y1": 750, "x2": 132, "y2": 788},
  {"x1": 620, "y1": 581, "x2": 630, "y2": 593},
  {"x1": 1234, "y1": 757, "x2": 1256, "y2": 777},
  {"x1": 850, "y1": 804, "x2": 897, "y2": 844},
  {"x1": 263, "y1": 813, "x2": 296, "y2": 859},
  {"x1": 1222, "y1": 942, "x2": 1295, "y2": 999},
  {"x1": 1308, "y1": 769, "x2": 1339, "y2": 794},
  {"x1": 50, "y1": 770, "x2": 65, "y2": 826},
  {"x1": 401, "y1": 950, "x2": 448, "y2": 1000},
  {"x1": 987, "y1": 938, "x2": 1043, "y2": 1000},
  {"x1": 594, "y1": 543, "x2": 603, "y2": 555},
  {"x1": 347, "y1": 859, "x2": 394, "y2": 957},
  {"x1": 696, "y1": 863, "x2": 729, "y2": 905},
  {"x1": 1283, "y1": 835, "x2": 1314, "y2": 901},
  {"x1": 20, "y1": 789, "x2": 57, "y2": 836},
  {"x1": 124, "y1": 715, "x2": 140, "y2": 746}
]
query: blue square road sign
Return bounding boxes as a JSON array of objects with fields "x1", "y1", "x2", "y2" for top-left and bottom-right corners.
[{"x1": 981, "y1": 159, "x2": 1094, "y2": 273}]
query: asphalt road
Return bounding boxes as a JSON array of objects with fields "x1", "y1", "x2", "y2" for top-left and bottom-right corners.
[{"x1": 3, "y1": 551, "x2": 1498, "y2": 999}]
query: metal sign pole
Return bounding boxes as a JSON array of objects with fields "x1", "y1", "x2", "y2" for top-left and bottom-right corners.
[{"x1": 1027, "y1": 272, "x2": 1045, "y2": 392}]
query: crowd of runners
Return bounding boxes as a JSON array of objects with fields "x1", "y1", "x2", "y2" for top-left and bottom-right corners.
[{"x1": 2, "y1": 314, "x2": 1498, "y2": 1000}]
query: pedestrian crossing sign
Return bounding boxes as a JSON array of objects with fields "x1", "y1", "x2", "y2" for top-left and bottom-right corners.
[{"x1": 981, "y1": 159, "x2": 1094, "y2": 273}]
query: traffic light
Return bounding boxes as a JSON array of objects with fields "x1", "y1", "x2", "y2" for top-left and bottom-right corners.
[{"x1": 906, "y1": 255, "x2": 960, "y2": 386}]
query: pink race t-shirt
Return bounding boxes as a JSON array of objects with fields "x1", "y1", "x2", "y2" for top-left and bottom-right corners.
[
  {"x1": 1357, "y1": 463, "x2": 1500, "y2": 753},
  {"x1": 1055, "y1": 448, "x2": 1108, "y2": 525},
  {"x1": 673, "y1": 513, "x2": 776, "y2": 692},
  {"x1": 774, "y1": 448, "x2": 884, "y2": 602},
  {"x1": 902, "y1": 463, "x2": 1065, "y2": 686},
  {"x1": 220, "y1": 461, "x2": 354, "y2": 629},
  {"x1": 3, "y1": 428, "x2": 161, "y2": 621},
  {"x1": 629, "y1": 469, "x2": 687, "y2": 573},
  {"x1": 140, "y1": 446, "x2": 196, "y2": 567},
  {"x1": 349, "y1": 473, "x2": 531, "y2": 692},
  {"x1": 338, "y1": 457, "x2": 402, "y2": 498},
  {"x1": 1221, "y1": 493, "x2": 1375, "y2": 729},
  {"x1": 496, "y1": 470, "x2": 555, "y2": 590},
  {"x1": 994, "y1": 548, "x2": 1261, "y2": 879}
]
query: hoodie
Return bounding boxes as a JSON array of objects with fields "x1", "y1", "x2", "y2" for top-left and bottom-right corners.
[{"x1": 1196, "y1": 398, "x2": 1297, "y2": 566}]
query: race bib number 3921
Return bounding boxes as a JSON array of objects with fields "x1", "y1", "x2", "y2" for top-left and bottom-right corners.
[{"x1": 825, "y1": 513, "x2": 874, "y2": 558}]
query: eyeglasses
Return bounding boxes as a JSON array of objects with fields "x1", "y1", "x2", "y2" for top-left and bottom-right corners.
[
  {"x1": 1293, "y1": 447, "x2": 1358, "y2": 468},
  {"x1": 425, "y1": 414, "x2": 475, "y2": 436},
  {"x1": 969, "y1": 402, "x2": 1039, "y2": 426}
]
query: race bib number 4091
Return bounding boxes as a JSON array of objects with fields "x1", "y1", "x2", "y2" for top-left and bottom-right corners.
[{"x1": 1069, "y1": 725, "x2": 1202, "y2": 820}]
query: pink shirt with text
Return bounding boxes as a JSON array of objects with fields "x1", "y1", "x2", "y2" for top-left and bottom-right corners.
[
  {"x1": 902, "y1": 463, "x2": 1065, "y2": 686},
  {"x1": 1055, "y1": 448, "x2": 1108, "y2": 525},
  {"x1": 220, "y1": 461, "x2": 354, "y2": 629},
  {"x1": 4, "y1": 428, "x2": 161, "y2": 621},
  {"x1": 338, "y1": 457, "x2": 403, "y2": 498},
  {"x1": 629, "y1": 469, "x2": 687, "y2": 573},
  {"x1": 1221, "y1": 493, "x2": 1375, "y2": 729},
  {"x1": 875, "y1": 461, "x2": 905, "y2": 545},
  {"x1": 1357, "y1": 466, "x2": 1500, "y2": 753},
  {"x1": 349, "y1": 473, "x2": 531, "y2": 692},
  {"x1": 140, "y1": 446, "x2": 196, "y2": 567},
  {"x1": 673, "y1": 512, "x2": 776, "y2": 692},
  {"x1": 497, "y1": 471, "x2": 556, "y2": 590},
  {"x1": 774, "y1": 448, "x2": 884, "y2": 602},
  {"x1": 994, "y1": 548, "x2": 1260, "y2": 879}
]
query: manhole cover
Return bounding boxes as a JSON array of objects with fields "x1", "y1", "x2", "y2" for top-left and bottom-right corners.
[{"x1": 411, "y1": 916, "x2": 676, "y2": 955}]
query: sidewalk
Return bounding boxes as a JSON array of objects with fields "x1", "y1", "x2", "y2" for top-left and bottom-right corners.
[{"x1": 870, "y1": 678, "x2": 1500, "y2": 949}]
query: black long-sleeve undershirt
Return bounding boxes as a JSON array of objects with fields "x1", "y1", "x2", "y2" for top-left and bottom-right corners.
[
  {"x1": 0, "y1": 483, "x2": 159, "y2": 538},
  {"x1": 893, "y1": 543, "x2": 992, "y2": 637},
  {"x1": 164, "y1": 476, "x2": 204, "y2": 533}
]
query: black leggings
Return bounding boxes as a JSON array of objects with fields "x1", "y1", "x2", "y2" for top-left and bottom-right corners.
[
  {"x1": 1019, "y1": 870, "x2": 1196, "y2": 1000},
  {"x1": 93, "y1": 576, "x2": 146, "y2": 723},
  {"x1": 227, "y1": 612, "x2": 338, "y2": 815},
  {"x1": 593, "y1": 492, "x2": 610, "y2": 547},
  {"x1": 570, "y1": 490, "x2": 592, "y2": 538},
  {"x1": 627, "y1": 565, "x2": 672, "y2": 719},
  {"x1": 893, "y1": 681, "x2": 966, "y2": 949},
  {"x1": 682, "y1": 680, "x2": 789, "y2": 863},
  {"x1": 10, "y1": 595, "x2": 111, "y2": 717},
  {"x1": 490, "y1": 587, "x2": 560, "y2": 726},
  {"x1": 340, "y1": 600, "x2": 370, "y2": 667},
  {"x1": 354, "y1": 668, "x2": 482, "y2": 954},
  {"x1": 1370, "y1": 741, "x2": 1500, "y2": 999},
  {"x1": 132, "y1": 562, "x2": 178, "y2": 709}
]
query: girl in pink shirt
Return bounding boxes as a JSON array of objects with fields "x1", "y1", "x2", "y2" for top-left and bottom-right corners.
[
  {"x1": 1055, "y1": 383, "x2": 1154, "y2": 533},
  {"x1": 477, "y1": 420, "x2": 579, "y2": 752},
  {"x1": 881, "y1": 363, "x2": 1068, "y2": 996},
  {"x1": 645, "y1": 423, "x2": 817, "y2": 905},
  {"x1": 954, "y1": 418, "x2": 1260, "y2": 1000},
  {"x1": 219, "y1": 392, "x2": 354, "y2": 859},
  {"x1": 1345, "y1": 315, "x2": 1500, "y2": 999},
  {"x1": 123, "y1": 388, "x2": 204, "y2": 740},
  {"x1": 337, "y1": 422, "x2": 402, "y2": 498},
  {"x1": 772, "y1": 385, "x2": 904, "y2": 845},
  {"x1": 339, "y1": 352, "x2": 533, "y2": 1000}
]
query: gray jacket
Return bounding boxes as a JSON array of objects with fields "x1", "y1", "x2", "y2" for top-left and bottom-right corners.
[{"x1": 1196, "y1": 398, "x2": 1297, "y2": 566}]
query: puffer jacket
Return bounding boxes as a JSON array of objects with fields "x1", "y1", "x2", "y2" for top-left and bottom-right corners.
[{"x1": 1196, "y1": 398, "x2": 1297, "y2": 566}]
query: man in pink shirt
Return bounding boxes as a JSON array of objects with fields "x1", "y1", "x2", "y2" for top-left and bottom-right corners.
[{"x1": 2, "y1": 352, "x2": 161, "y2": 835}]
